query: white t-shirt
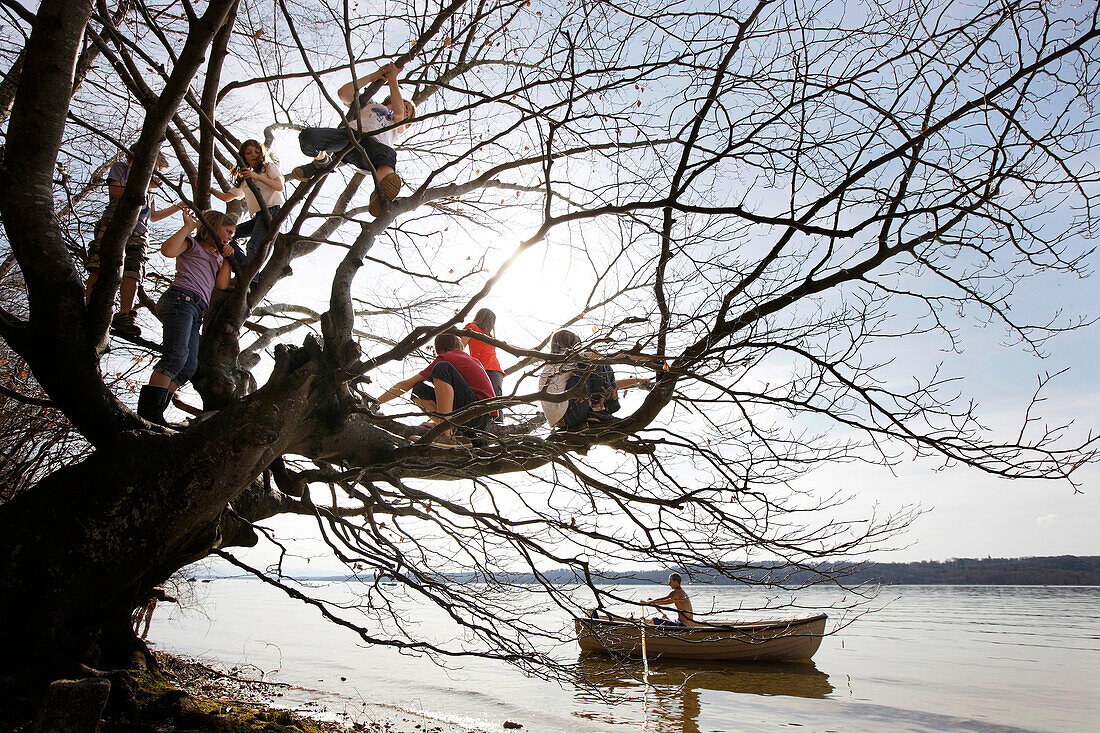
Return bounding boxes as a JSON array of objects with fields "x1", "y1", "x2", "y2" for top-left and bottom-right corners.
[
  {"x1": 352, "y1": 103, "x2": 399, "y2": 148},
  {"x1": 539, "y1": 362, "x2": 572, "y2": 427},
  {"x1": 229, "y1": 162, "x2": 284, "y2": 215}
]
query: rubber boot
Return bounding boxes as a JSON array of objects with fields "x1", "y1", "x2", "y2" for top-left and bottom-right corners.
[{"x1": 137, "y1": 385, "x2": 171, "y2": 426}]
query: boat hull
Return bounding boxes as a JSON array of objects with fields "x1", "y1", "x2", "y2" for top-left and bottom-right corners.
[{"x1": 575, "y1": 613, "x2": 827, "y2": 662}]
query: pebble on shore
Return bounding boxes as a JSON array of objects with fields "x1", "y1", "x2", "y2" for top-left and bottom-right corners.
[{"x1": 158, "y1": 652, "x2": 491, "y2": 733}]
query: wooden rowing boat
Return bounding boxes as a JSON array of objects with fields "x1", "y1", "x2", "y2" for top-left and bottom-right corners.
[{"x1": 575, "y1": 612, "x2": 827, "y2": 662}]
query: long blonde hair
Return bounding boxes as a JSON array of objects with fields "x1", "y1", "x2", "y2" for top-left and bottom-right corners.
[
  {"x1": 195, "y1": 209, "x2": 235, "y2": 254},
  {"x1": 472, "y1": 307, "x2": 497, "y2": 338}
]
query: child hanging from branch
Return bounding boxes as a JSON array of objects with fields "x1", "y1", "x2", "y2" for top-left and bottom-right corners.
[
  {"x1": 137, "y1": 209, "x2": 234, "y2": 425},
  {"x1": 291, "y1": 61, "x2": 414, "y2": 218}
]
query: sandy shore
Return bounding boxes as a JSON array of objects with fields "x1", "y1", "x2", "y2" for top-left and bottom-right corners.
[{"x1": 158, "y1": 652, "x2": 510, "y2": 733}]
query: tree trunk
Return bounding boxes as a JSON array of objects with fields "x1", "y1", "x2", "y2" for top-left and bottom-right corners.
[{"x1": 0, "y1": 339, "x2": 334, "y2": 682}]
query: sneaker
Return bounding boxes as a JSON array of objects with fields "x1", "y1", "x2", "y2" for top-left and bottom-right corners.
[
  {"x1": 572, "y1": 411, "x2": 622, "y2": 432},
  {"x1": 587, "y1": 410, "x2": 618, "y2": 424},
  {"x1": 290, "y1": 154, "x2": 331, "y2": 181},
  {"x1": 430, "y1": 432, "x2": 472, "y2": 449},
  {"x1": 368, "y1": 172, "x2": 404, "y2": 216},
  {"x1": 111, "y1": 311, "x2": 141, "y2": 338}
]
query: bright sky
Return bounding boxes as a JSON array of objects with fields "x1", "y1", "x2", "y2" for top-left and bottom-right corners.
[
  {"x1": 214, "y1": 125, "x2": 1100, "y2": 572},
  {"x1": 124, "y1": 0, "x2": 1100, "y2": 573}
]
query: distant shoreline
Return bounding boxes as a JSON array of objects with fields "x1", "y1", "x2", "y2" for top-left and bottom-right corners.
[
  {"x1": 826, "y1": 555, "x2": 1100, "y2": 586},
  {"x1": 191, "y1": 555, "x2": 1100, "y2": 586}
]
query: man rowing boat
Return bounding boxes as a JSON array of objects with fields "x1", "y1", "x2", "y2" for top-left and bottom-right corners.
[{"x1": 644, "y1": 573, "x2": 699, "y2": 626}]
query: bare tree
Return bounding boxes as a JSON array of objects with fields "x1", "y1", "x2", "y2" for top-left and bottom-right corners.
[{"x1": 1, "y1": 0, "x2": 1097, "y2": 723}]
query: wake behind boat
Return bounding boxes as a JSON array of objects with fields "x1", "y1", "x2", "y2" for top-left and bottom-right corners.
[{"x1": 575, "y1": 611, "x2": 828, "y2": 662}]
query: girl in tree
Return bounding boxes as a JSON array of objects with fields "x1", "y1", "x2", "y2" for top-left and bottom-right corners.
[
  {"x1": 291, "y1": 62, "x2": 414, "y2": 218},
  {"x1": 538, "y1": 329, "x2": 651, "y2": 431},
  {"x1": 463, "y1": 308, "x2": 505, "y2": 420},
  {"x1": 137, "y1": 209, "x2": 235, "y2": 425},
  {"x1": 212, "y1": 139, "x2": 284, "y2": 284}
]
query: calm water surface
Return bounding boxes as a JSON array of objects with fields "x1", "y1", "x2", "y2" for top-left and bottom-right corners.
[{"x1": 152, "y1": 583, "x2": 1099, "y2": 732}]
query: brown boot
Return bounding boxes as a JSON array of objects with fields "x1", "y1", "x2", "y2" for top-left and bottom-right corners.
[{"x1": 290, "y1": 153, "x2": 332, "y2": 181}]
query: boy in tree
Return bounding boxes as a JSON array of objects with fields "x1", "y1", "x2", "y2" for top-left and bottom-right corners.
[
  {"x1": 85, "y1": 152, "x2": 181, "y2": 337},
  {"x1": 377, "y1": 331, "x2": 497, "y2": 447},
  {"x1": 292, "y1": 62, "x2": 414, "y2": 217}
]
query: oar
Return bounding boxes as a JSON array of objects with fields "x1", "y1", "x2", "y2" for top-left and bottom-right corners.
[{"x1": 640, "y1": 609, "x2": 651, "y2": 730}]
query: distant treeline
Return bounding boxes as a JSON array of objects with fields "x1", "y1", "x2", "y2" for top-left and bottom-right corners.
[
  {"x1": 202, "y1": 555, "x2": 1100, "y2": 586},
  {"x1": 533, "y1": 555, "x2": 1100, "y2": 587},
  {"x1": 848, "y1": 555, "x2": 1100, "y2": 586},
  {"x1": 446, "y1": 555, "x2": 1100, "y2": 586}
]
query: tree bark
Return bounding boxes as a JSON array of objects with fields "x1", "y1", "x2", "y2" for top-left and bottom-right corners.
[
  {"x1": 0, "y1": 338, "x2": 332, "y2": 679},
  {"x1": 194, "y1": 0, "x2": 239, "y2": 208}
]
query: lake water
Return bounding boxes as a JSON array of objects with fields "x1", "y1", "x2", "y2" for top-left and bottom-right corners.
[{"x1": 152, "y1": 581, "x2": 1100, "y2": 732}]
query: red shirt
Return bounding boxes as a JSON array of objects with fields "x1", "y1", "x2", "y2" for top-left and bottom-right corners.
[
  {"x1": 464, "y1": 322, "x2": 503, "y2": 373},
  {"x1": 417, "y1": 350, "x2": 496, "y2": 400}
]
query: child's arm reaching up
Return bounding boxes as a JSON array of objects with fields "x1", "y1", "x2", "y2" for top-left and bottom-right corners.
[
  {"x1": 161, "y1": 208, "x2": 199, "y2": 258},
  {"x1": 385, "y1": 64, "x2": 406, "y2": 125},
  {"x1": 150, "y1": 199, "x2": 182, "y2": 223},
  {"x1": 337, "y1": 63, "x2": 396, "y2": 106}
]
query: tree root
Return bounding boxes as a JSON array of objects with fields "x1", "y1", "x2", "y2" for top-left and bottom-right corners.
[{"x1": 2, "y1": 645, "x2": 334, "y2": 732}]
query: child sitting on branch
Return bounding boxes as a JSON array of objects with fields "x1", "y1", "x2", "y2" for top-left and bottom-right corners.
[
  {"x1": 377, "y1": 331, "x2": 498, "y2": 447},
  {"x1": 292, "y1": 61, "x2": 414, "y2": 218},
  {"x1": 463, "y1": 308, "x2": 506, "y2": 421},
  {"x1": 539, "y1": 329, "x2": 652, "y2": 431}
]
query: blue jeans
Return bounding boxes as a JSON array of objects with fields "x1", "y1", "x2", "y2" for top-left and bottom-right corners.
[
  {"x1": 233, "y1": 204, "x2": 281, "y2": 282},
  {"x1": 154, "y1": 287, "x2": 205, "y2": 385},
  {"x1": 298, "y1": 127, "x2": 398, "y2": 172},
  {"x1": 562, "y1": 365, "x2": 619, "y2": 429}
]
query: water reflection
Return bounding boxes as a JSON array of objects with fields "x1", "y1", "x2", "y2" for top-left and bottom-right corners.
[{"x1": 573, "y1": 654, "x2": 832, "y2": 732}]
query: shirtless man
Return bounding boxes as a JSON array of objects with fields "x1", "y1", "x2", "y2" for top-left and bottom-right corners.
[{"x1": 645, "y1": 573, "x2": 698, "y2": 626}]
